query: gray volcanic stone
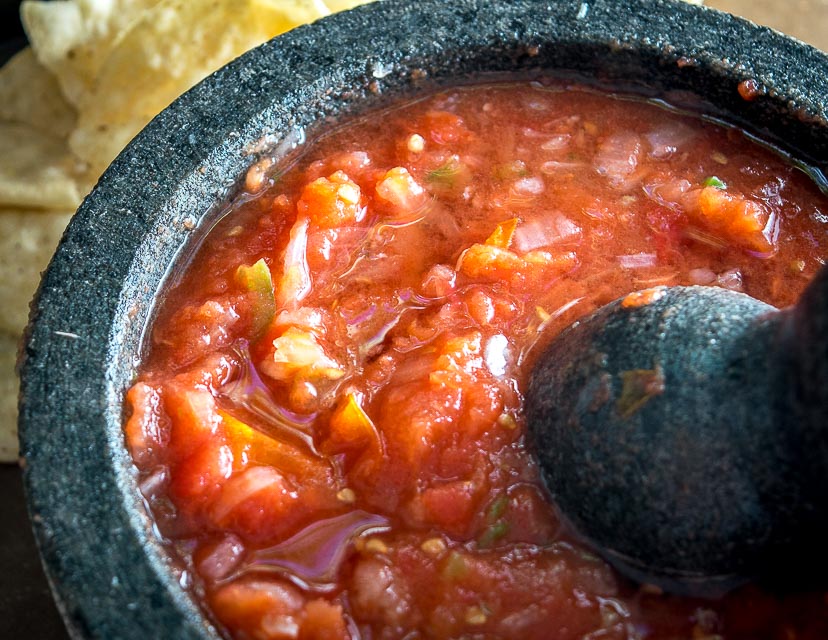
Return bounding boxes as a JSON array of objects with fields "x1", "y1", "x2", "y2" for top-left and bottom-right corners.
[
  {"x1": 17, "y1": 0, "x2": 828, "y2": 638},
  {"x1": 527, "y1": 276, "x2": 828, "y2": 593}
]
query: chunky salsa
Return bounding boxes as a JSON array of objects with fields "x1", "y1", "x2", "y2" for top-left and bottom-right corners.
[{"x1": 125, "y1": 83, "x2": 828, "y2": 639}]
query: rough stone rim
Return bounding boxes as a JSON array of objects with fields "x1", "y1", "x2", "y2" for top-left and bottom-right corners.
[{"x1": 17, "y1": 0, "x2": 828, "y2": 638}]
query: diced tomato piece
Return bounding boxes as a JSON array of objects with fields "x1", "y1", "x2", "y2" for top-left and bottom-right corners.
[
  {"x1": 691, "y1": 185, "x2": 776, "y2": 253},
  {"x1": 328, "y1": 150, "x2": 372, "y2": 179},
  {"x1": 431, "y1": 331, "x2": 484, "y2": 386},
  {"x1": 522, "y1": 250, "x2": 579, "y2": 287},
  {"x1": 211, "y1": 467, "x2": 339, "y2": 543},
  {"x1": 207, "y1": 417, "x2": 342, "y2": 542},
  {"x1": 210, "y1": 466, "x2": 294, "y2": 526},
  {"x1": 210, "y1": 578, "x2": 304, "y2": 640},
  {"x1": 457, "y1": 243, "x2": 524, "y2": 282},
  {"x1": 168, "y1": 439, "x2": 233, "y2": 505},
  {"x1": 381, "y1": 379, "x2": 463, "y2": 464},
  {"x1": 462, "y1": 378, "x2": 503, "y2": 436},
  {"x1": 297, "y1": 171, "x2": 363, "y2": 229},
  {"x1": 522, "y1": 249, "x2": 577, "y2": 270},
  {"x1": 421, "y1": 111, "x2": 473, "y2": 145},
  {"x1": 300, "y1": 599, "x2": 349, "y2": 640},
  {"x1": 353, "y1": 330, "x2": 509, "y2": 522},
  {"x1": 193, "y1": 534, "x2": 246, "y2": 583},
  {"x1": 349, "y1": 374, "x2": 465, "y2": 514},
  {"x1": 163, "y1": 383, "x2": 221, "y2": 460},
  {"x1": 305, "y1": 226, "x2": 369, "y2": 276},
  {"x1": 153, "y1": 299, "x2": 240, "y2": 365},
  {"x1": 463, "y1": 288, "x2": 495, "y2": 326},
  {"x1": 211, "y1": 582, "x2": 348, "y2": 640},
  {"x1": 417, "y1": 480, "x2": 481, "y2": 537},
  {"x1": 124, "y1": 382, "x2": 168, "y2": 468},
  {"x1": 500, "y1": 484, "x2": 559, "y2": 546},
  {"x1": 348, "y1": 557, "x2": 418, "y2": 630},
  {"x1": 458, "y1": 242, "x2": 578, "y2": 290}
]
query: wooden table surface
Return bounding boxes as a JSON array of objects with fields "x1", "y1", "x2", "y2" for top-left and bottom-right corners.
[{"x1": 708, "y1": 0, "x2": 828, "y2": 52}]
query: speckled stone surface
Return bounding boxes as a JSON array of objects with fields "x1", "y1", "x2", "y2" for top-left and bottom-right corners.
[
  {"x1": 526, "y1": 278, "x2": 828, "y2": 593},
  {"x1": 16, "y1": 0, "x2": 828, "y2": 637}
]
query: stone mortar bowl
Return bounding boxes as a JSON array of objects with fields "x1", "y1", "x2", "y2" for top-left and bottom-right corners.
[{"x1": 17, "y1": 0, "x2": 828, "y2": 638}]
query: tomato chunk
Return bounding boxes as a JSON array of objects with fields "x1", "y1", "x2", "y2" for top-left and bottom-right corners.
[{"x1": 297, "y1": 171, "x2": 363, "y2": 229}]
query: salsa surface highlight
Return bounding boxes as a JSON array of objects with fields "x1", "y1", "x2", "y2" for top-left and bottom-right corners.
[{"x1": 125, "y1": 83, "x2": 828, "y2": 640}]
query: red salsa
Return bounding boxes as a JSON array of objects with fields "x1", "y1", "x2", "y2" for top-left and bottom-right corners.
[{"x1": 126, "y1": 83, "x2": 828, "y2": 639}]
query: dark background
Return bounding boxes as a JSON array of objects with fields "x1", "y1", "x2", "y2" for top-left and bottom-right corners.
[
  {"x1": 0, "y1": 0, "x2": 25, "y2": 55},
  {"x1": 0, "y1": 467, "x2": 68, "y2": 639}
]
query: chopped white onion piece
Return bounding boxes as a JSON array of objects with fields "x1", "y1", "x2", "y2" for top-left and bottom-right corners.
[
  {"x1": 644, "y1": 179, "x2": 692, "y2": 209},
  {"x1": 688, "y1": 268, "x2": 717, "y2": 285},
  {"x1": 197, "y1": 534, "x2": 246, "y2": 582},
  {"x1": 276, "y1": 216, "x2": 312, "y2": 309},
  {"x1": 211, "y1": 466, "x2": 287, "y2": 522},
  {"x1": 718, "y1": 268, "x2": 744, "y2": 291},
  {"x1": 540, "y1": 160, "x2": 585, "y2": 174},
  {"x1": 274, "y1": 307, "x2": 326, "y2": 334},
  {"x1": 617, "y1": 253, "x2": 658, "y2": 269},
  {"x1": 594, "y1": 132, "x2": 641, "y2": 184},
  {"x1": 512, "y1": 176, "x2": 545, "y2": 196},
  {"x1": 541, "y1": 135, "x2": 571, "y2": 151},
  {"x1": 484, "y1": 335, "x2": 510, "y2": 377},
  {"x1": 138, "y1": 466, "x2": 168, "y2": 499},
  {"x1": 645, "y1": 122, "x2": 694, "y2": 159},
  {"x1": 514, "y1": 216, "x2": 582, "y2": 252}
]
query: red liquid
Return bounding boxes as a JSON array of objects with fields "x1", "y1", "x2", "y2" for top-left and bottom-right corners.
[{"x1": 126, "y1": 83, "x2": 828, "y2": 639}]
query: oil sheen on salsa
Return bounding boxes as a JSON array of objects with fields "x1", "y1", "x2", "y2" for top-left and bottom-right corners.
[{"x1": 126, "y1": 83, "x2": 828, "y2": 640}]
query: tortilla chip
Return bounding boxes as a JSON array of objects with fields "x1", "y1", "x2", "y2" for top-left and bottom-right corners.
[
  {"x1": 323, "y1": 0, "x2": 374, "y2": 11},
  {"x1": 21, "y1": 0, "x2": 163, "y2": 107},
  {"x1": 0, "y1": 122, "x2": 83, "y2": 210},
  {"x1": 0, "y1": 332, "x2": 20, "y2": 462},
  {"x1": 0, "y1": 47, "x2": 77, "y2": 139},
  {"x1": 0, "y1": 208, "x2": 73, "y2": 335},
  {"x1": 68, "y1": 0, "x2": 333, "y2": 175}
]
